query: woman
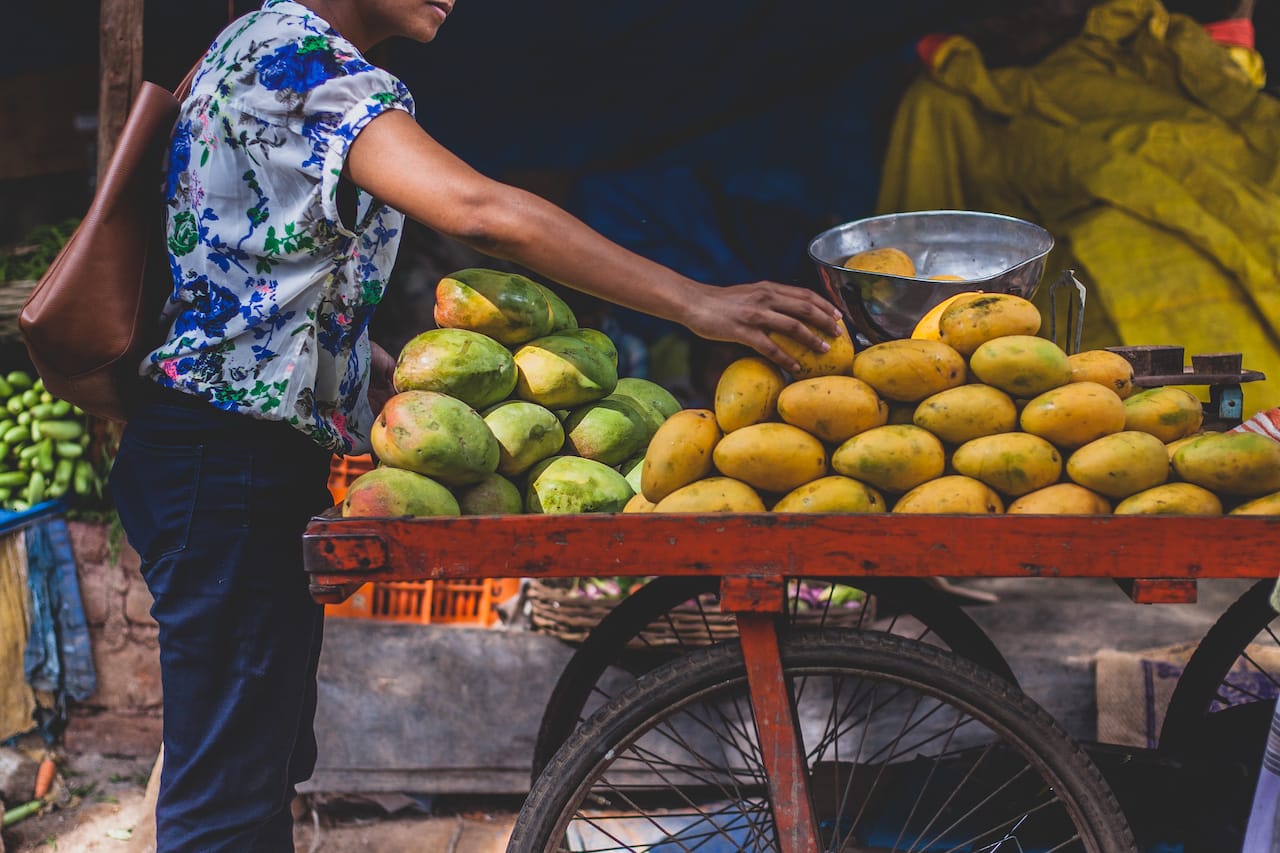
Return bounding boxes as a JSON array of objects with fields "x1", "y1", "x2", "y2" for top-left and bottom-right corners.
[{"x1": 109, "y1": 1, "x2": 840, "y2": 849}]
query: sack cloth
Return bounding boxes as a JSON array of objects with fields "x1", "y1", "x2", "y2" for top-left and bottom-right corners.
[
  {"x1": 877, "y1": 0, "x2": 1280, "y2": 415},
  {"x1": 1096, "y1": 642, "x2": 1280, "y2": 748}
]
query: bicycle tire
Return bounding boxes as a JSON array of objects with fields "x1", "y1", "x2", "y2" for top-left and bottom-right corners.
[
  {"x1": 1160, "y1": 578, "x2": 1279, "y2": 751},
  {"x1": 511, "y1": 630, "x2": 1135, "y2": 853},
  {"x1": 532, "y1": 576, "x2": 1016, "y2": 778}
]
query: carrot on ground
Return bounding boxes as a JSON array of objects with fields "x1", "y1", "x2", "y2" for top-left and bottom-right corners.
[{"x1": 33, "y1": 756, "x2": 56, "y2": 800}]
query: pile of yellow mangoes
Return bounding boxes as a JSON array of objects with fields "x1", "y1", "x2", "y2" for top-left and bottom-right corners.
[{"x1": 627, "y1": 292, "x2": 1280, "y2": 516}]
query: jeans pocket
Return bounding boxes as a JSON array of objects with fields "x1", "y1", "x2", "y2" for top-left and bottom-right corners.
[{"x1": 110, "y1": 435, "x2": 203, "y2": 566}]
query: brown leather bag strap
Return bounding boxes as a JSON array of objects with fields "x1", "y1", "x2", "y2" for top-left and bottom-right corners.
[
  {"x1": 174, "y1": 60, "x2": 202, "y2": 101},
  {"x1": 174, "y1": 58, "x2": 203, "y2": 100}
]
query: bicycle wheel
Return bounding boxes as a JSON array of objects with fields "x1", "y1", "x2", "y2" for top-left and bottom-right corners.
[
  {"x1": 532, "y1": 577, "x2": 1015, "y2": 778},
  {"x1": 1155, "y1": 580, "x2": 1280, "y2": 851},
  {"x1": 511, "y1": 630, "x2": 1135, "y2": 853},
  {"x1": 1160, "y1": 579, "x2": 1280, "y2": 751}
]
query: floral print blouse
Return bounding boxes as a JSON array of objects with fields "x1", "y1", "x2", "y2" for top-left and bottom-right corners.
[{"x1": 144, "y1": 0, "x2": 415, "y2": 454}]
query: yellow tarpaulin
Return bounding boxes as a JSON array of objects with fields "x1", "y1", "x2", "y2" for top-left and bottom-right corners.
[{"x1": 877, "y1": 0, "x2": 1280, "y2": 415}]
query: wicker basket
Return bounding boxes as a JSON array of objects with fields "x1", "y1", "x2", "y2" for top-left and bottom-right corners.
[{"x1": 527, "y1": 578, "x2": 876, "y2": 648}]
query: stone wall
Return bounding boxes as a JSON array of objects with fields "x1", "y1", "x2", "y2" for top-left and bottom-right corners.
[{"x1": 67, "y1": 521, "x2": 160, "y2": 715}]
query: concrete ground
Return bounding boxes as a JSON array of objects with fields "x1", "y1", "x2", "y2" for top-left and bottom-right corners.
[{"x1": 1, "y1": 576, "x2": 1261, "y2": 851}]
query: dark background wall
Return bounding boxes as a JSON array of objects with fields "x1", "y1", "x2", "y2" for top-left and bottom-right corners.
[{"x1": 2, "y1": 1, "x2": 1275, "y2": 352}]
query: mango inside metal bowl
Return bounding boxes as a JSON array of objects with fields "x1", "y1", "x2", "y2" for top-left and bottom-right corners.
[{"x1": 808, "y1": 210, "x2": 1054, "y2": 344}]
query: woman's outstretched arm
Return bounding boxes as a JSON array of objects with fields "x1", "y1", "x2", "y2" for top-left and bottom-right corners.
[{"x1": 345, "y1": 110, "x2": 841, "y2": 372}]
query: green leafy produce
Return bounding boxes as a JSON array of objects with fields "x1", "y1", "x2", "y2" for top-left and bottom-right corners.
[{"x1": 0, "y1": 219, "x2": 80, "y2": 281}]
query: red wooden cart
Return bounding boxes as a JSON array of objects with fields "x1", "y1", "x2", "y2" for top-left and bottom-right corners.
[{"x1": 303, "y1": 512, "x2": 1280, "y2": 852}]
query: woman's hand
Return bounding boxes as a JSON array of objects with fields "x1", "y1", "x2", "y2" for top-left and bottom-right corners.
[
  {"x1": 368, "y1": 341, "x2": 398, "y2": 417},
  {"x1": 683, "y1": 281, "x2": 842, "y2": 373}
]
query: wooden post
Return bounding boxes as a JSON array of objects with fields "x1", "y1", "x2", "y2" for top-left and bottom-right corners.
[{"x1": 98, "y1": 0, "x2": 145, "y2": 180}]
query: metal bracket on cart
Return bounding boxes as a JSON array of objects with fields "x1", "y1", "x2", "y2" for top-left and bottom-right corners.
[
  {"x1": 1107, "y1": 344, "x2": 1266, "y2": 431},
  {"x1": 1048, "y1": 269, "x2": 1087, "y2": 355}
]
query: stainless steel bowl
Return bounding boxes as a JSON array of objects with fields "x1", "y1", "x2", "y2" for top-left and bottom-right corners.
[{"x1": 808, "y1": 210, "x2": 1055, "y2": 343}]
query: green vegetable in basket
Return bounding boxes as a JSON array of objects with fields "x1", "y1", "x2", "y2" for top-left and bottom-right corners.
[
  {"x1": 34, "y1": 439, "x2": 54, "y2": 474},
  {"x1": 816, "y1": 583, "x2": 865, "y2": 607},
  {"x1": 25, "y1": 470, "x2": 45, "y2": 505},
  {"x1": 73, "y1": 460, "x2": 95, "y2": 496},
  {"x1": 0, "y1": 471, "x2": 28, "y2": 488},
  {"x1": 35, "y1": 420, "x2": 83, "y2": 441}
]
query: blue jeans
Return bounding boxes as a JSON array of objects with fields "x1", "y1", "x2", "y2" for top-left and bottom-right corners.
[{"x1": 110, "y1": 386, "x2": 333, "y2": 852}]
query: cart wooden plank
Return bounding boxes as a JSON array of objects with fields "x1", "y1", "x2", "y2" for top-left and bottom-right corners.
[{"x1": 304, "y1": 513, "x2": 1280, "y2": 596}]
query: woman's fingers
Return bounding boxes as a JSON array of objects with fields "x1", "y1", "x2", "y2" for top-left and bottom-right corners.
[
  {"x1": 736, "y1": 282, "x2": 843, "y2": 337},
  {"x1": 689, "y1": 282, "x2": 845, "y2": 367}
]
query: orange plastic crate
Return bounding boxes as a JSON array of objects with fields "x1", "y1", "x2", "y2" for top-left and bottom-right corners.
[
  {"x1": 325, "y1": 578, "x2": 522, "y2": 627},
  {"x1": 327, "y1": 454, "x2": 375, "y2": 504}
]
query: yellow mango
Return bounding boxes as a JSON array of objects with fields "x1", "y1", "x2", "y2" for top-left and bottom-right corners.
[
  {"x1": 1166, "y1": 431, "x2": 1211, "y2": 462},
  {"x1": 776, "y1": 376, "x2": 887, "y2": 444},
  {"x1": 969, "y1": 335, "x2": 1073, "y2": 398},
  {"x1": 1068, "y1": 350, "x2": 1135, "y2": 399},
  {"x1": 893, "y1": 475, "x2": 1004, "y2": 514},
  {"x1": 1019, "y1": 381, "x2": 1127, "y2": 450},
  {"x1": 951, "y1": 433, "x2": 1063, "y2": 497},
  {"x1": 712, "y1": 423, "x2": 828, "y2": 494},
  {"x1": 623, "y1": 492, "x2": 656, "y2": 513},
  {"x1": 1007, "y1": 483, "x2": 1112, "y2": 515},
  {"x1": 842, "y1": 246, "x2": 915, "y2": 277},
  {"x1": 714, "y1": 356, "x2": 786, "y2": 433},
  {"x1": 653, "y1": 477, "x2": 766, "y2": 513},
  {"x1": 852, "y1": 339, "x2": 967, "y2": 403},
  {"x1": 641, "y1": 409, "x2": 722, "y2": 502},
  {"x1": 1171, "y1": 432, "x2": 1280, "y2": 497},
  {"x1": 1066, "y1": 431, "x2": 1169, "y2": 499},
  {"x1": 1230, "y1": 490, "x2": 1280, "y2": 515},
  {"x1": 832, "y1": 424, "x2": 946, "y2": 494},
  {"x1": 912, "y1": 384, "x2": 1017, "y2": 446},
  {"x1": 938, "y1": 293, "x2": 1042, "y2": 356},
  {"x1": 1114, "y1": 483, "x2": 1223, "y2": 515},
  {"x1": 911, "y1": 292, "x2": 984, "y2": 341},
  {"x1": 928, "y1": 274, "x2": 966, "y2": 281},
  {"x1": 766, "y1": 318, "x2": 856, "y2": 380},
  {"x1": 772, "y1": 476, "x2": 886, "y2": 513},
  {"x1": 1123, "y1": 387, "x2": 1205, "y2": 443}
]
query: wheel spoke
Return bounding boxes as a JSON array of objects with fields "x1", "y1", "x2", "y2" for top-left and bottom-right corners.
[
  {"x1": 891, "y1": 700, "x2": 965, "y2": 852},
  {"x1": 520, "y1": 633, "x2": 1126, "y2": 853},
  {"x1": 935, "y1": 794, "x2": 1074, "y2": 853},
  {"x1": 845, "y1": 683, "x2": 931, "y2": 835},
  {"x1": 914, "y1": 762, "x2": 1038, "y2": 852}
]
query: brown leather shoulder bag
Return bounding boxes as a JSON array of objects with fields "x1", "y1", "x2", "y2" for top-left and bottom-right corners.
[{"x1": 19, "y1": 64, "x2": 200, "y2": 423}]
